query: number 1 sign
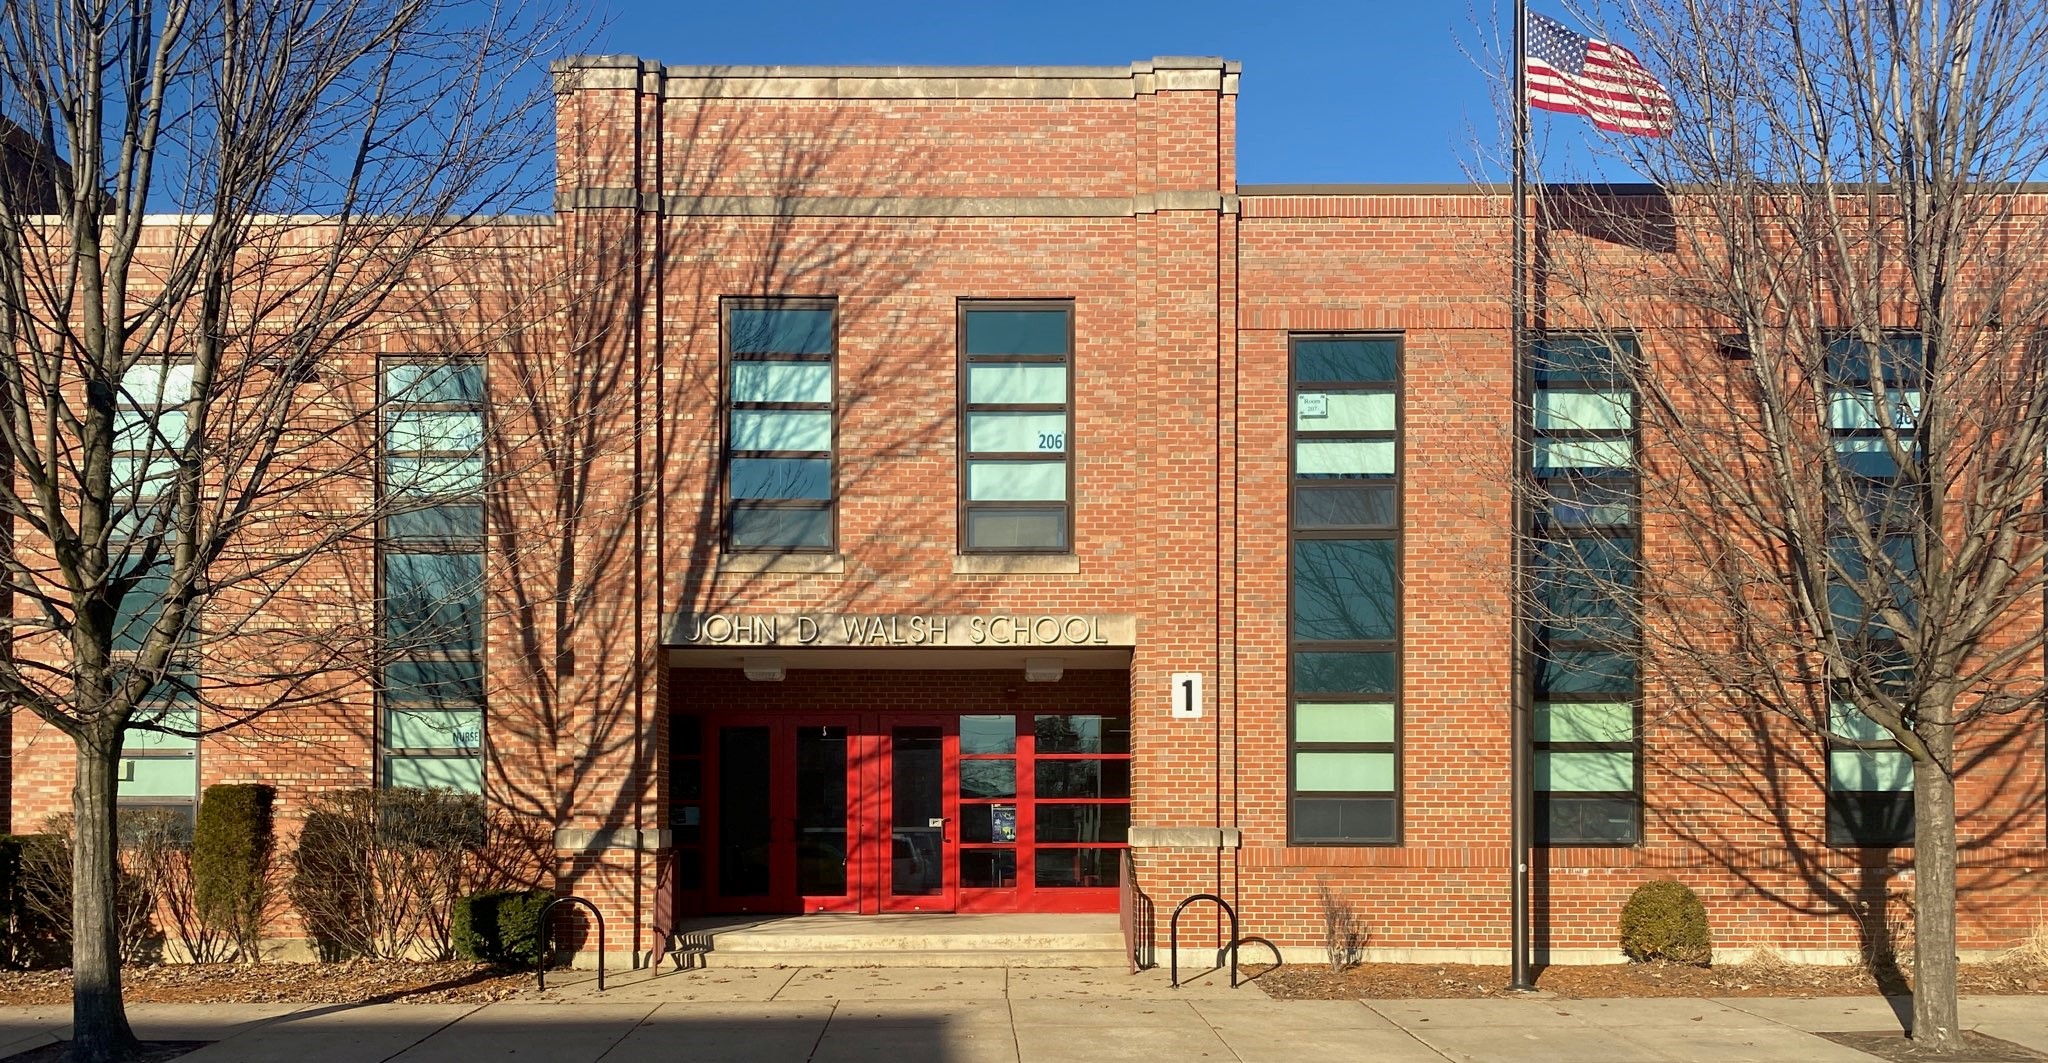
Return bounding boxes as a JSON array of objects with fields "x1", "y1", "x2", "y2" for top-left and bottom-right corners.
[{"x1": 1170, "y1": 672, "x2": 1204, "y2": 719}]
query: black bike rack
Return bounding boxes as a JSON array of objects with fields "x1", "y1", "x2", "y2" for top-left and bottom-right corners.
[
  {"x1": 535, "y1": 896, "x2": 605, "y2": 993},
  {"x1": 1168, "y1": 893, "x2": 1239, "y2": 988}
]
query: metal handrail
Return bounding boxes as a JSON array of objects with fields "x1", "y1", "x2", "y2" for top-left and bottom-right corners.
[
  {"x1": 1168, "y1": 893, "x2": 1239, "y2": 988},
  {"x1": 536, "y1": 896, "x2": 605, "y2": 992}
]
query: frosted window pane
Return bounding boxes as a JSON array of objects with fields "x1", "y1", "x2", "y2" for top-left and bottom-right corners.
[
  {"x1": 122, "y1": 363, "x2": 195, "y2": 405},
  {"x1": 1829, "y1": 702, "x2": 1898, "y2": 742},
  {"x1": 967, "y1": 461, "x2": 1065, "y2": 501},
  {"x1": 1295, "y1": 392, "x2": 1394, "y2": 432},
  {"x1": 1831, "y1": 750, "x2": 1914, "y2": 792},
  {"x1": 387, "y1": 755, "x2": 484, "y2": 793},
  {"x1": 1296, "y1": 440, "x2": 1394, "y2": 476},
  {"x1": 730, "y1": 411, "x2": 831, "y2": 452},
  {"x1": 387, "y1": 412, "x2": 482, "y2": 453},
  {"x1": 969, "y1": 412, "x2": 1066, "y2": 454},
  {"x1": 386, "y1": 457, "x2": 483, "y2": 495},
  {"x1": 732, "y1": 361, "x2": 832, "y2": 404},
  {"x1": 1828, "y1": 388, "x2": 1921, "y2": 430},
  {"x1": 1536, "y1": 438, "x2": 1631, "y2": 471},
  {"x1": 968, "y1": 364, "x2": 1065, "y2": 404},
  {"x1": 1296, "y1": 752, "x2": 1395, "y2": 792},
  {"x1": 1536, "y1": 703, "x2": 1634, "y2": 743},
  {"x1": 1294, "y1": 703, "x2": 1395, "y2": 743},
  {"x1": 120, "y1": 756, "x2": 196, "y2": 798},
  {"x1": 1535, "y1": 751, "x2": 1634, "y2": 792},
  {"x1": 387, "y1": 709, "x2": 484, "y2": 750},
  {"x1": 125, "y1": 707, "x2": 197, "y2": 752},
  {"x1": 117, "y1": 409, "x2": 190, "y2": 450},
  {"x1": 1536, "y1": 390, "x2": 1634, "y2": 432}
]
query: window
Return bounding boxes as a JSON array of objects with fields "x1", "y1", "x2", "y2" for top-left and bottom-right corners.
[
  {"x1": 958, "y1": 713, "x2": 1132, "y2": 891},
  {"x1": 1289, "y1": 335, "x2": 1401, "y2": 845},
  {"x1": 1529, "y1": 334, "x2": 1642, "y2": 845},
  {"x1": 1827, "y1": 701, "x2": 1914, "y2": 847},
  {"x1": 959, "y1": 301, "x2": 1073, "y2": 553},
  {"x1": 724, "y1": 299, "x2": 837, "y2": 552},
  {"x1": 118, "y1": 670, "x2": 199, "y2": 840},
  {"x1": 379, "y1": 360, "x2": 486, "y2": 793}
]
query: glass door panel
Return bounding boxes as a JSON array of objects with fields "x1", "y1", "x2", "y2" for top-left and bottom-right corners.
[
  {"x1": 884, "y1": 722, "x2": 953, "y2": 910},
  {"x1": 715, "y1": 725, "x2": 773, "y2": 903},
  {"x1": 794, "y1": 723, "x2": 853, "y2": 906}
]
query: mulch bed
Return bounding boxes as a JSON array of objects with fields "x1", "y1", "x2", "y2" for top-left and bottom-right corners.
[
  {"x1": 1250, "y1": 958, "x2": 2048, "y2": 1000},
  {"x1": 0, "y1": 961, "x2": 535, "y2": 1007},
  {"x1": 1819, "y1": 1031, "x2": 2048, "y2": 1062}
]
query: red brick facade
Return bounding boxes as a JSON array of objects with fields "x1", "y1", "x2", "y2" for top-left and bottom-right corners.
[{"x1": 10, "y1": 55, "x2": 2044, "y2": 965}]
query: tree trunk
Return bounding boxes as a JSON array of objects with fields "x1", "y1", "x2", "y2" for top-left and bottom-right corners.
[
  {"x1": 1910, "y1": 758, "x2": 1960, "y2": 1050},
  {"x1": 71, "y1": 736, "x2": 139, "y2": 1063}
]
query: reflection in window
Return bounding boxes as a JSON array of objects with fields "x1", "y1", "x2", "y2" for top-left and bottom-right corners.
[{"x1": 960, "y1": 301, "x2": 1072, "y2": 552}]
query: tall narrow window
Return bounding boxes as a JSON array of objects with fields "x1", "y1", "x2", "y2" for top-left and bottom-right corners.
[
  {"x1": 1822, "y1": 332, "x2": 1921, "y2": 847},
  {"x1": 959, "y1": 301, "x2": 1072, "y2": 553},
  {"x1": 113, "y1": 359, "x2": 198, "y2": 829},
  {"x1": 380, "y1": 360, "x2": 486, "y2": 793},
  {"x1": 725, "y1": 299, "x2": 837, "y2": 552},
  {"x1": 1289, "y1": 334, "x2": 1401, "y2": 845},
  {"x1": 1529, "y1": 334, "x2": 1641, "y2": 846}
]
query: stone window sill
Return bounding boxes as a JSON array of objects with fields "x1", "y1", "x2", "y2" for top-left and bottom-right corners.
[
  {"x1": 952, "y1": 553, "x2": 1080, "y2": 575},
  {"x1": 717, "y1": 553, "x2": 845, "y2": 575}
]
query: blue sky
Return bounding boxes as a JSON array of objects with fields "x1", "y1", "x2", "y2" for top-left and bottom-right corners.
[{"x1": 592, "y1": 1, "x2": 1519, "y2": 185}]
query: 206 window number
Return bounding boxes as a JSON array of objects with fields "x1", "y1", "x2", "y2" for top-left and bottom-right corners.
[{"x1": 1037, "y1": 432, "x2": 1065, "y2": 451}]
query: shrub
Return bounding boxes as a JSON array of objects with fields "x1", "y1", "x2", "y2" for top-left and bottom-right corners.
[
  {"x1": 289, "y1": 805, "x2": 372, "y2": 961},
  {"x1": 192, "y1": 784, "x2": 275, "y2": 961},
  {"x1": 9, "y1": 817, "x2": 160, "y2": 967},
  {"x1": 453, "y1": 888, "x2": 553, "y2": 966},
  {"x1": 1619, "y1": 879, "x2": 1712, "y2": 966},
  {"x1": 1317, "y1": 884, "x2": 1366, "y2": 973}
]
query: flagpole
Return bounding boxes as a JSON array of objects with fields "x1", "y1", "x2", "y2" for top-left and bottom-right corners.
[{"x1": 1507, "y1": 0, "x2": 1536, "y2": 994}]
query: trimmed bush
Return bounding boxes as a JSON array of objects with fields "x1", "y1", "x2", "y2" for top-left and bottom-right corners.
[
  {"x1": 1619, "y1": 879, "x2": 1713, "y2": 966},
  {"x1": 289, "y1": 805, "x2": 372, "y2": 961},
  {"x1": 453, "y1": 888, "x2": 553, "y2": 966},
  {"x1": 192, "y1": 784, "x2": 275, "y2": 960}
]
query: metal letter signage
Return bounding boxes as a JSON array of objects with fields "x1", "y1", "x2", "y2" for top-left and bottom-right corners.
[
  {"x1": 1170, "y1": 672, "x2": 1204, "y2": 719},
  {"x1": 666, "y1": 612, "x2": 1137, "y2": 649}
]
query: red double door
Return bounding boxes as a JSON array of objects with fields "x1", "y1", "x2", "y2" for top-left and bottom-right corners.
[{"x1": 704, "y1": 714, "x2": 976, "y2": 914}]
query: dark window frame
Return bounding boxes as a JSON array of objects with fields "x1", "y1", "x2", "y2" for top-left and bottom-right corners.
[
  {"x1": 1527, "y1": 332, "x2": 1644, "y2": 848},
  {"x1": 1287, "y1": 332, "x2": 1404, "y2": 847},
  {"x1": 377, "y1": 357, "x2": 488, "y2": 792},
  {"x1": 957, "y1": 299, "x2": 1076, "y2": 555},
  {"x1": 721, "y1": 296, "x2": 840, "y2": 554}
]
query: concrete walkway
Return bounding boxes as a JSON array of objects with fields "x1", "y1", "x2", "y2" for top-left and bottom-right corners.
[{"x1": 0, "y1": 970, "x2": 2041, "y2": 1062}]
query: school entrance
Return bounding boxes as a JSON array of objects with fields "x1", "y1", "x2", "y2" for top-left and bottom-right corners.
[{"x1": 667, "y1": 668, "x2": 1133, "y2": 917}]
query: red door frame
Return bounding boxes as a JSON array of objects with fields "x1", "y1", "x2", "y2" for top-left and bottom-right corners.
[
  {"x1": 876, "y1": 714, "x2": 958, "y2": 912},
  {"x1": 703, "y1": 714, "x2": 860, "y2": 914}
]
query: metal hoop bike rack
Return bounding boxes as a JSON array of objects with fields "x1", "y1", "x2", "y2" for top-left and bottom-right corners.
[
  {"x1": 1168, "y1": 893, "x2": 1240, "y2": 988},
  {"x1": 535, "y1": 896, "x2": 605, "y2": 993}
]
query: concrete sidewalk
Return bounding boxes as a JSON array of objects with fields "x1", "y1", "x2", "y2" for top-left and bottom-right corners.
[{"x1": 0, "y1": 969, "x2": 2041, "y2": 1063}]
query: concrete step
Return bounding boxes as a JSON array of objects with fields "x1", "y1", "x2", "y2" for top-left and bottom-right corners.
[{"x1": 705, "y1": 947, "x2": 1127, "y2": 968}]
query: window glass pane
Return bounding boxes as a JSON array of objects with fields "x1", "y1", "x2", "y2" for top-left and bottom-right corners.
[
  {"x1": 120, "y1": 757, "x2": 196, "y2": 798},
  {"x1": 387, "y1": 755, "x2": 484, "y2": 793},
  {"x1": 123, "y1": 362, "x2": 196, "y2": 405},
  {"x1": 1828, "y1": 793, "x2": 1914, "y2": 846},
  {"x1": 1034, "y1": 848, "x2": 1121, "y2": 888},
  {"x1": 386, "y1": 363, "x2": 483, "y2": 404},
  {"x1": 961, "y1": 848, "x2": 1018, "y2": 888},
  {"x1": 1296, "y1": 440, "x2": 1395, "y2": 477},
  {"x1": 968, "y1": 412, "x2": 1066, "y2": 454},
  {"x1": 1536, "y1": 438, "x2": 1632, "y2": 471},
  {"x1": 1293, "y1": 539, "x2": 1397, "y2": 641},
  {"x1": 1537, "y1": 478, "x2": 1634, "y2": 527},
  {"x1": 124, "y1": 707, "x2": 198, "y2": 752},
  {"x1": 1535, "y1": 650, "x2": 1636, "y2": 696},
  {"x1": 1295, "y1": 391, "x2": 1395, "y2": 432},
  {"x1": 964, "y1": 508, "x2": 1066, "y2": 551},
  {"x1": 967, "y1": 461, "x2": 1065, "y2": 501},
  {"x1": 1535, "y1": 751, "x2": 1634, "y2": 792},
  {"x1": 968, "y1": 363, "x2": 1066, "y2": 404},
  {"x1": 1293, "y1": 797, "x2": 1395, "y2": 842},
  {"x1": 387, "y1": 411, "x2": 483, "y2": 453},
  {"x1": 113, "y1": 565, "x2": 171, "y2": 652},
  {"x1": 959, "y1": 760, "x2": 1016, "y2": 799},
  {"x1": 1295, "y1": 339, "x2": 1396, "y2": 383},
  {"x1": 385, "y1": 658, "x2": 484, "y2": 705},
  {"x1": 1295, "y1": 702, "x2": 1395, "y2": 743},
  {"x1": 960, "y1": 804, "x2": 1019, "y2": 843},
  {"x1": 730, "y1": 458, "x2": 831, "y2": 500},
  {"x1": 1535, "y1": 537, "x2": 1637, "y2": 642},
  {"x1": 1830, "y1": 750, "x2": 1914, "y2": 791},
  {"x1": 111, "y1": 455, "x2": 178, "y2": 496},
  {"x1": 729, "y1": 507, "x2": 832, "y2": 549},
  {"x1": 730, "y1": 411, "x2": 831, "y2": 452},
  {"x1": 1825, "y1": 334, "x2": 1923, "y2": 385},
  {"x1": 1829, "y1": 702, "x2": 1897, "y2": 742},
  {"x1": 1293, "y1": 652, "x2": 1396, "y2": 695},
  {"x1": 385, "y1": 457, "x2": 484, "y2": 496},
  {"x1": 732, "y1": 361, "x2": 832, "y2": 404},
  {"x1": 1536, "y1": 702, "x2": 1634, "y2": 743},
  {"x1": 1835, "y1": 437, "x2": 1913, "y2": 478},
  {"x1": 1035, "y1": 760, "x2": 1131, "y2": 799},
  {"x1": 965, "y1": 310, "x2": 1068, "y2": 355},
  {"x1": 1535, "y1": 390, "x2": 1634, "y2": 432},
  {"x1": 1828, "y1": 389, "x2": 1921, "y2": 431},
  {"x1": 1539, "y1": 795, "x2": 1639, "y2": 844},
  {"x1": 383, "y1": 552, "x2": 482, "y2": 650},
  {"x1": 1033, "y1": 715, "x2": 1130, "y2": 754},
  {"x1": 1035, "y1": 804, "x2": 1129, "y2": 843},
  {"x1": 729, "y1": 308, "x2": 833, "y2": 354},
  {"x1": 960, "y1": 715, "x2": 1016, "y2": 755},
  {"x1": 116, "y1": 409, "x2": 190, "y2": 451},
  {"x1": 387, "y1": 708, "x2": 484, "y2": 750},
  {"x1": 1533, "y1": 336, "x2": 1629, "y2": 383},
  {"x1": 1296, "y1": 751, "x2": 1395, "y2": 792},
  {"x1": 388, "y1": 505, "x2": 484, "y2": 539},
  {"x1": 1294, "y1": 486, "x2": 1396, "y2": 529}
]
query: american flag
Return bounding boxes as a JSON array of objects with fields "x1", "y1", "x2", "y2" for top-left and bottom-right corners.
[{"x1": 1526, "y1": 12, "x2": 1675, "y2": 137}]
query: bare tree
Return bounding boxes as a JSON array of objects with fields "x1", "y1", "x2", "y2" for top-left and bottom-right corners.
[
  {"x1": 1515, "y1": 1, "x2": 2048, "y2": 1049},
  {"x1": 0, "y1": 1, "x2": 576, "y2": 1057}
]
